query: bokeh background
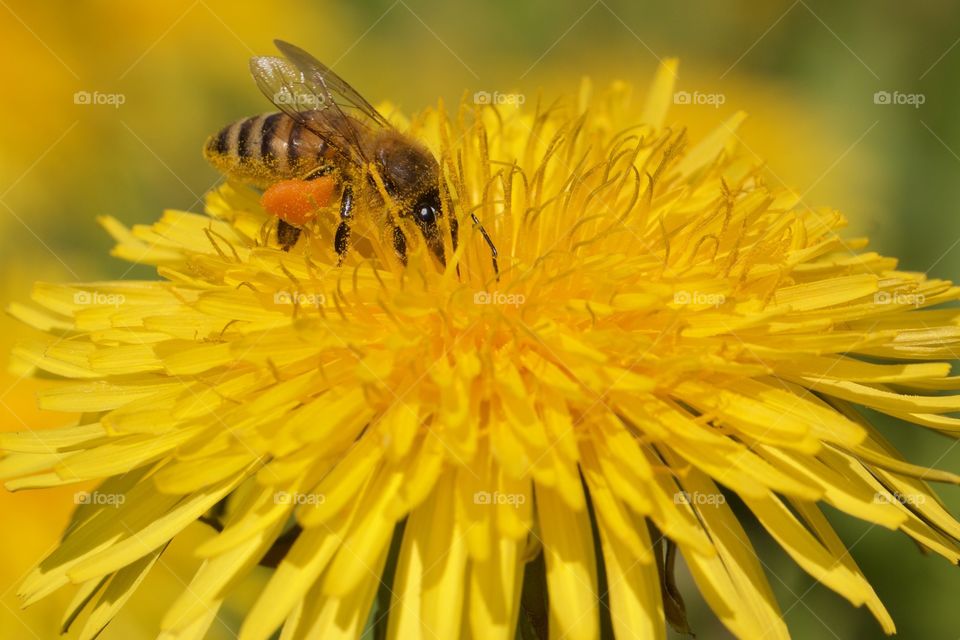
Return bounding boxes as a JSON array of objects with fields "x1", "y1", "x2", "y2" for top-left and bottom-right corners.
[{"x1": 2, "y1": 1, "x2": 960, "y2": 638}]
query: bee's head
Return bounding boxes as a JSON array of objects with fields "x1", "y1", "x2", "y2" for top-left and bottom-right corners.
[{"x1": 374, "y1": 139, "x2": 447, "y2": 266}]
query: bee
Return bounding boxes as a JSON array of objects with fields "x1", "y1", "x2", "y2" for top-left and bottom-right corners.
[{"x1": 204, "y1": 40, "x2": 497, "y2": 273}]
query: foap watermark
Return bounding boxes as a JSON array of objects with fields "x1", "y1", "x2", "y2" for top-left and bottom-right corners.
[
  {"x1": 673, "y1": 90, "x2": 726, "y2": 108},
  {"x1": 474, "y1": 490, "x2": 526, "y2": 508},
  {"x1": 73, "y1": 290, "x2": 126, "y2": 307},
  {"x1": 873, "y1": 90, "x2": 925, "y2": 108},
  {"x1": 73, "y1": 90, "x2": 126, "y2": 108},
  {"x1": 674, "y1": 491, "x2": 726, "y2": 507},
  {"x1": 474, "y1": 290, "x2": 525, "y2": 307},
  {"x1": 274, "y1": 491, "x2": 326, "y2": 506},
  {"x1": 473, "y1": 90, "x2": 526, "y2": 106},
  {"x1": 874, "y1": 291, "x2": 925, "y2": 307},
  {"x1": 74, "y1": 490, "x2": 125, "y2": 507},
  {"x1": 673, "y1": 290, "x2": 725, "y2": 307},
  {"x1": 874, "y1": 491, "x2": 926, "y2": 506},
  {"x1": 274, "y1": 291, "x2": 327, "y2": 307},
  {"x1": 274, "y1": 87, "x2": 325, "y2": 109}
]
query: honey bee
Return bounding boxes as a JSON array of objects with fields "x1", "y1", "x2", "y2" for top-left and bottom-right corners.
[{"x1": 204, "y1": 40, "x2": 497, "y2": 272}]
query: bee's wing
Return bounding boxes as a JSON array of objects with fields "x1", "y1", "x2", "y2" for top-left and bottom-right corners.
[
  {"x1": 249, "y1": 54, "x2": 364, "y2": 165},
  {"x1": 250, "y1": 41, "x2": 394, "y2": 168},
  {"x1": 273, "y1": 40, "x2": 394, "y2": 130}
]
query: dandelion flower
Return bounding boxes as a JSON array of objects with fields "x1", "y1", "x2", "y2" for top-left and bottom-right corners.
[{"x1": 6, "y1": 60, "x2": 960, "y2": 640}]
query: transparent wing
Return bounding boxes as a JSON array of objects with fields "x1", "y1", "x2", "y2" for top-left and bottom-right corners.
[
  {"x1": 273, "y1": 40, "x2": 393, "y2": 130},
  {"x1": 249, "y1": 41, "x2": 393, "y2": 167},
  {"x1": 249, "y1": 54, "x2": 363, "y2": 164}
]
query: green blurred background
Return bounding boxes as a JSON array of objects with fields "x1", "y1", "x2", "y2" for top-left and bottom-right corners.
[{"x1": 1, "y1": 1, "x2": 959, "y2": 638}]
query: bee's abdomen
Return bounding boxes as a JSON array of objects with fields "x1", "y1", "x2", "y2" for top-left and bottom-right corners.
[{"x1": 204, "y1": 112, "x2": 330, "y2": 187}]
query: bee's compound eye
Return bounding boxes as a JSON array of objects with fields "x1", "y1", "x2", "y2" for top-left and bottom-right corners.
[
  {"x1": 415, "y1": 203, "x2": 438, "y2": 224},
  {"x1": 412, "y1": 188, "x2": 441, "y2": 227}
]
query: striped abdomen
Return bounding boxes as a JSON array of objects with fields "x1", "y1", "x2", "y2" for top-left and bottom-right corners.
[{"x1": 203, "y1": 111, "x2": 334, "y2": 188}]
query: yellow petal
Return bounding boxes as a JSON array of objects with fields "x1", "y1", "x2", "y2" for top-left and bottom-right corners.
[
  {"x1": 597, "y1": 512, "x2": 664, "y2": 640},
  {"x1": 78, "y1": 546, "x2": 164, "y2": 640},
  {"x1": 389, "y1": 470, "x2": 467, "y2": 640},
  {"x1": 239, "y1": 510, "x2": 353, "y2": 640},
  {"x1": 467, "y1": 535, "x2": 524, "y2": 640},
  {"x1": 789, "y1": 500, "x2": 895, "y2": 634},
  {"x1": 536, "y1": 482, "x2": 598, "y2": 640},
  {"x1": 663, "y1": 459, "x2": 789, "y2": 640},
  {"x1": 67, "y1": 473, "x2": 244, "y2": 583},
  {"x1": 321, "y1": 464, "x2": 402, "y2": 596},
  {"x1": 641, "y1": 58, "x2": 679, "y2": 129}
]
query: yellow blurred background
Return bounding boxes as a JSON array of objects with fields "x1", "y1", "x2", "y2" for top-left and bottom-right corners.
[{"x1": 2, "y1": 1, "x2": 959, "y2": 638}]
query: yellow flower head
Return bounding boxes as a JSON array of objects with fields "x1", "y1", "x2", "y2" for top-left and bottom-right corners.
[{"x1": 5, "y1": 61, "x2": 960, "y2": 640}]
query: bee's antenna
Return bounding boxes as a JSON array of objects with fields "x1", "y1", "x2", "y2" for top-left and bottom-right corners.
[{"x1": 471, "y1": 213, "x2": 499, "y2": 280}]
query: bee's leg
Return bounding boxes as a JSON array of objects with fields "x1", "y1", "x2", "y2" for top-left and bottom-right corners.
[
  {"x1": 393, "y1": 225, "x2": 408, "y2": 266},
  {"x1": 334, "y1": 184, "x2": 354, "y2": 265},
  {"x1": 303, "y1": 165, "x2": 333, "y2": 181},
  {"x1": 449, "y1": 216, "x2": 460, "y2": 278},
  {"x1": 277, "y1": 219, "x2": 302, "y2": 251},
  {"x1": 471, "y1": 213, "x2": 499, "y2": 278},
  {"x1": 449, "y1": 216, "x2": 459, "y2": 252}
]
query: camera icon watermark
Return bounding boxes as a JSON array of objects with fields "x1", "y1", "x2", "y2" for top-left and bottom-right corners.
[
  {"x1": 673, "y1": 90, "x2": 726, "y2": 108},
  {"x1": 673, "y1": 491, "x2": 726, "y2": 507},
  {"x1": 73, "y1": 290, "x2": 126, "y2": 307},
  {"x1": 273, "y1": 491, "x2": 326, "y2": 506},
  {"x1": 73, "y1": 90, "x2": 126, "y2": 108},
  {"x1": 873, "y1": 491, "x2": 925, "y2": 506},
  {"x1": 473, "y1": 490, "x2": 526, "y2": 508},
  {"x1": 473, "y1": 290, "x2": 525, "y2": 307},
  {"x1": 74, "y1": 490, "x2": 125, "y2": 507},
  {"x1": 273, "y1": 290, "x2": 326, "y2": 307},
  {"x1": 873, "y1": 90, "x2": 925, "y2": 108},
  {"x1": 473, "y1": 90, "x2": 526, "y2": 106},
  {"x1": 274, "y1": 87, "x2": 324, "y2": 109},
  {"x1": 673, "y1": 290, "x2": 725, "y2": 307},
  {"x1": 873, "y1": 291, "x2": 925, "y2": 307}
]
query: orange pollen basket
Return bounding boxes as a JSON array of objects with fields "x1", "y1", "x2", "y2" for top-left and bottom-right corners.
[{"x1": 260, "y1": 177, "x2": 336, "y2": 225}]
